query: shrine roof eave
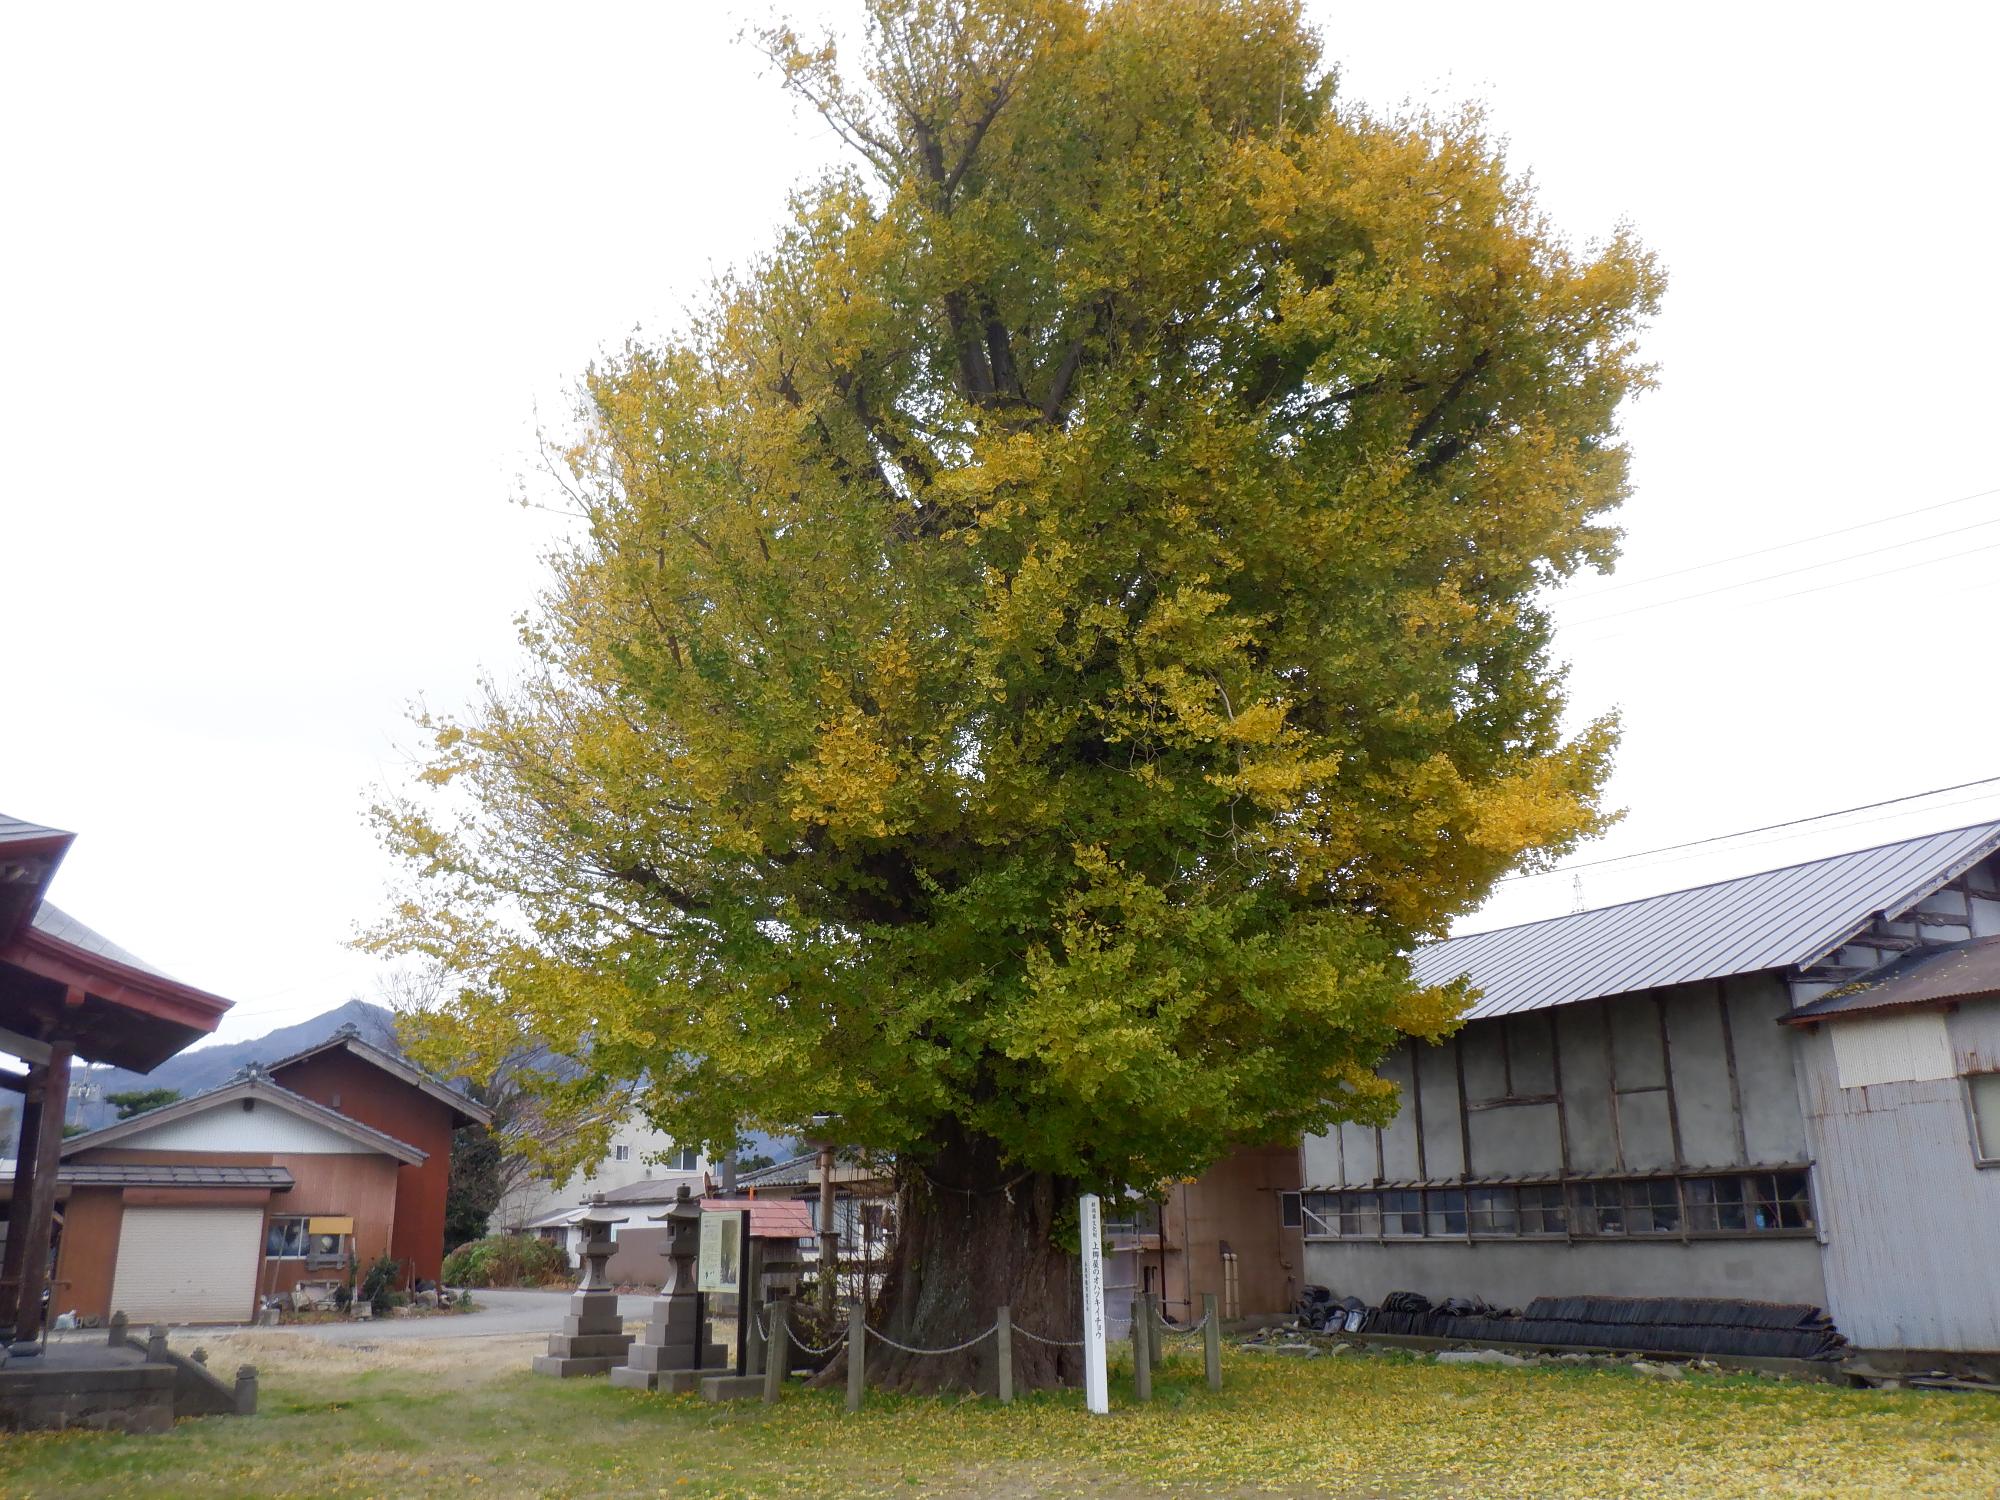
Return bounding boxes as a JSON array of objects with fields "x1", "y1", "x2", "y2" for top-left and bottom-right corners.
[{"x1": 0, "y1": 925, "x2": 231, "y2": 1071}]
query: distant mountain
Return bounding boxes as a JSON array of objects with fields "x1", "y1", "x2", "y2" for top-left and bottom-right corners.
[
  {"x1": 59, "y1": 998, "x2": 400, "y2": 1136},
  {"x1": 32, "y1": 999, "x2": 804, "y2": 1169}
]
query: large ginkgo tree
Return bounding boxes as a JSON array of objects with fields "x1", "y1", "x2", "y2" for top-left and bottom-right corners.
[{"x1": 370, "y1": 0, "x2": 1659, "y2": 1391}]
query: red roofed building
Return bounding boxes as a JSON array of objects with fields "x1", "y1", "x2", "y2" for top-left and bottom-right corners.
[{"x1": 265, "y1": 1026, "x2": 491, "y2": 1286}]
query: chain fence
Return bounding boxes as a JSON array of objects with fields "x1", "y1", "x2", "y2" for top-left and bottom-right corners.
[{"x1": 1014, "y1": 1326, "x2": 1086, "y2": 1348}]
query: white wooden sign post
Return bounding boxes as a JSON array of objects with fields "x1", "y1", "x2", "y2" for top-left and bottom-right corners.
[{"x1": 1078, "y1": 1192, "x2": 1109, "y2": 1414}]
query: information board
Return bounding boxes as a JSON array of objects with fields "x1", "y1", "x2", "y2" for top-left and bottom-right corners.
[
  {"x1": 698, "y1": 1209, "x2": 745, "y2": 1293},
  {"x1": 1078, "y1": 1192, "x2": 1109, "y2": 1414}
]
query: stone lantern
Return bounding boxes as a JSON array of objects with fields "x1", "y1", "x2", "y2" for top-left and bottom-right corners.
[
  {"x1": 608, "y1": 1183, "x2": 724, "y2": 1393},
  {"x1": 531, "y1": 1194, "x2": 634, "y2": 1377}
]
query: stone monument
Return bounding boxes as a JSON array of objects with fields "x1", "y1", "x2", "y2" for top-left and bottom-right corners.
[
  {"x1": 609, "y1": 1184, "x2": 725, "y2": 1393},
  {"x1": 531, "y1": 1195, "x2": 634, "y2": 1378}
]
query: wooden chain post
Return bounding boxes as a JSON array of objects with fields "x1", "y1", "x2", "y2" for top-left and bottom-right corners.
[
  {"x1": 996, "y1": 1304, "x2": 1014, "y2": 1404},
  {"x1": 845, "y1": 1302, "x2": 865, "y2": 1413},
  {"x1": 1131, "y1": 1299, "x2": 1152, "y2": 1402},
  {"x1": 763, "y1": 1300, "x2": 789, "y2": 1403},
  {"x1": 1203, "y1": 1292, "x2": 1222, "y2": 1391}
]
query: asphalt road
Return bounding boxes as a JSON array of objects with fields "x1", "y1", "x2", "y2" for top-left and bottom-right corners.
[{"x1": 247, "y1": 1287, "x2": 661, "y2": 1343}]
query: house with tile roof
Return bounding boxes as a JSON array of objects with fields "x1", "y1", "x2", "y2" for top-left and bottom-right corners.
[
  {"x1": 15, "y1": 1066, "x2": 431, "y2": 1324},
  {"x1": 262, "y1": 1024, "x2": 490, "y2": 1285}
]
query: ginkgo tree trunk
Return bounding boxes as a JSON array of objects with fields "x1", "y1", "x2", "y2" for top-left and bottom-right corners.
[{"x1": 369, "y1": 0, "x2": 1658, "y2": 1393}]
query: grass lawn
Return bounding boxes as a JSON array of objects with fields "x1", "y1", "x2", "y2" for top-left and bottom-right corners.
[{"x1": 2, "y1": 1331, "x2": 1994, "y2": 1499}]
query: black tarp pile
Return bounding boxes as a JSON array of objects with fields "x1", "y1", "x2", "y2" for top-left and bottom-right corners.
[{"x1": 1357, "y1": 1291, "x2": 1848, "y2": 1360}]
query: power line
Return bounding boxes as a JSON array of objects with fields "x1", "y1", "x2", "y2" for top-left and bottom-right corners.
[
  {"x1": 1560, "y1": 482, "x2": 2000, "y2": 602},
  {"x1": 1555, "y1": 516, "x2": 2000, "y2": 628},
  {"x1": 1498, "y1": 774, "x2": 2000, "y2": 882}
]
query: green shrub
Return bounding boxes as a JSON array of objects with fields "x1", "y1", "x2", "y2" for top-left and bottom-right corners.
[
  {"x1": 359, "y1": 1253, "x2": 402, "y2": 1315},
  {"x1": 440, "y1": 1234, "x2": 569, "y2": 1288}
]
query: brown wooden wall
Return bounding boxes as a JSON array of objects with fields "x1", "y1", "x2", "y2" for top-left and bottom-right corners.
[
  {"x1": 271, "y1": 1050, "x2": 457, "y2": 1283},
  {"x1": 51, "y1": 1186, "x2": 124, "y2": 1322},
  {"x1": 1168, "y1": 1143, "x2": 1304, "y2": 1319},
  {"x1": 52, "y1": 1146, "x2": 401, "y2": 1321}
]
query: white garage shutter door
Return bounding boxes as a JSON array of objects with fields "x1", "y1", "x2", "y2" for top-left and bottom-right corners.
[{"x1": 111, "y1": 1207, "x2": 263, "y2": 1324}]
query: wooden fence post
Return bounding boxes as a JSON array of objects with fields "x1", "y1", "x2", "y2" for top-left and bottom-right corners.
[
  {"x1": 1203, "y1": 1292, "x2": 1221, "y2": 1392},
  {"x1": 763, "y1": 1300, "x2": 789, "y2": 1403},
  {"x1": 846, "y1": 1303, "x2": 865, "y2": 1413},
  {"x1": 1131, "y1": 1300, "x2": 1152, "y2": 1402},
  {"x1": 997, "y1": 1304, "x2": 1013, "y2": 1405}
]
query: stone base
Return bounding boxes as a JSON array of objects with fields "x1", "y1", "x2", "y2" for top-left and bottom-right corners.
[
  {"x1": 620, "y1": 1340, "x2": 727, "y2": 1373},
  {"x1": 699, "y1": 1374, "x2": 765, "y2": 1402},
  {"x1": 608, "y1": 1365, "x2": 710, "y2": 1394},
  {"x1": 0, "y1": 1354, "x2": 177, "y2": 1434},
  {"x1": 546, "y1": 1332, "x2": 634, "y2": 1360},
  {"x1": 532, "y1": 1354, "x2": 628, "y2": 1378}
]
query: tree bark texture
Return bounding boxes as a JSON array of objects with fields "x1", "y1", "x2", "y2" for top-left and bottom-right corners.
[{"x1": 818, "y1": 1133, "x2": 1081, "y2": 1395}]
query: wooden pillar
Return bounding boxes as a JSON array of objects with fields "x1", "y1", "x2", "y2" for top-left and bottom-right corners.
[
  {"x1": 996, "y1": 1304, "x2": 1013, "y2": 1404},
  {"x1": 1131, "y1": 1298, "x2": 1152, "y2": 1402},
  {"x1": 1202, "y1": 1291, "x2": 1222, "y2": 1392},
  {"x1": 11, "y1": 1042, "x2": 72, "y2": 1343},
  {"x1": 742, "y1": 1236, "x2": 766, "y2": 1376},
  {"x1": 0, "y1": 1074, "x2": 43, "y2": 1328},
  {"x1": 762, "y1": 1300, "x2": 789, "y2": 1403},
  {"x1": 845, "y1": 1302, "x2": 865, "y2": 1412},
  {"x1": 817, "y1": 1146, "x2": 838, "y2": 1315}
]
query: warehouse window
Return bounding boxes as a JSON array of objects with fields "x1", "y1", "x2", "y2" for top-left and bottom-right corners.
[
  {"x1": 1381, "y1": 1190, "x2": 1424, "y2": 1237},
  {"x1": 1467, "y1": 1185, "x2": 1518, "y2": 1236},
  {"x1": 1518, "y1": 1184, "x2": 1567, "y2": 1235},
  {"x1": 1969, "y1": 1074, "x2": 2000, "y2": 1166},
  {"x1": 1571, "y1": 1180, "x2": 1627, "y2": 1235},
  {"x1": 1294, "y1": 1172, "x2": 1805, "y2": 1242},
  {"x1": 1425, "y1": 1188, "x2": 1467, "y2": 1237}
]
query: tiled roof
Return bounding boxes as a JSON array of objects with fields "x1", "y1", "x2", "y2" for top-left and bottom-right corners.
[
  {"x1": 703, "y1": 1196, "x2": 816, "y2": 1239},
  {"x1": 30, "y1": 901, "x2": 184, "y2": 984},
  {"x1": 0, "y1": 814, "x2": 73, "y2": 847},
  {"x1": 64, "y1": 1163, "x2": 294, "y2": 1188},
  {"x1": 1414, "y1": 820, "x2": 2000, "y2": 1019},
  {"x1": 593, "y1": 1173, "x2": 706, "y2": 1206}
]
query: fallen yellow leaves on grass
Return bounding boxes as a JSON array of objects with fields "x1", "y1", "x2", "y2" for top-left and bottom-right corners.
[{"x1": 1, "y1": 1345, "x2": 1993, "y2": 1498}]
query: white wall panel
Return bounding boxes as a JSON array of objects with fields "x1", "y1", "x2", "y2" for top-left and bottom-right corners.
[
  {"x1": 1831, "y1": 1012, "x2": 1956, "y2": 1089},
  {"x1": 119, "y1": 1099, "x2": 369, "y2": 1155}
]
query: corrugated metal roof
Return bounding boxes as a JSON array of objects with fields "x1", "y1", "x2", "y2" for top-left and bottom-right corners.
[
  {"x1": 1416, "y1": 820, "x2": 2000, "y2": 1020},
  {"x1": 30, "y1": 900, "x2": 184, "y2": 985},
  {"x1": 1785, "y1": 934, "x2": 2000, "y2": 1023},
  {"x1": 736, "y1": 1152, "x2": 818, "y2": 1188}
]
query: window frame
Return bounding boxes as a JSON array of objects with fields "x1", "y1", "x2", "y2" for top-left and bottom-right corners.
[
  {"x1": 1287, "y1": 1170, "x2": 1811, "y2": 1243},
  {"x1": 1966, "y1": 1071, "x2": 2000, "y2": 1168},
  {"x1": 264, "y1": 1215, "x2": 349, "y2": 1267}
]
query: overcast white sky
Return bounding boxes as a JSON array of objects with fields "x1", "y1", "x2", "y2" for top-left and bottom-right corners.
[{"x1": 5, "y1": 3, "x2": 1997, "y2": 1047}]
